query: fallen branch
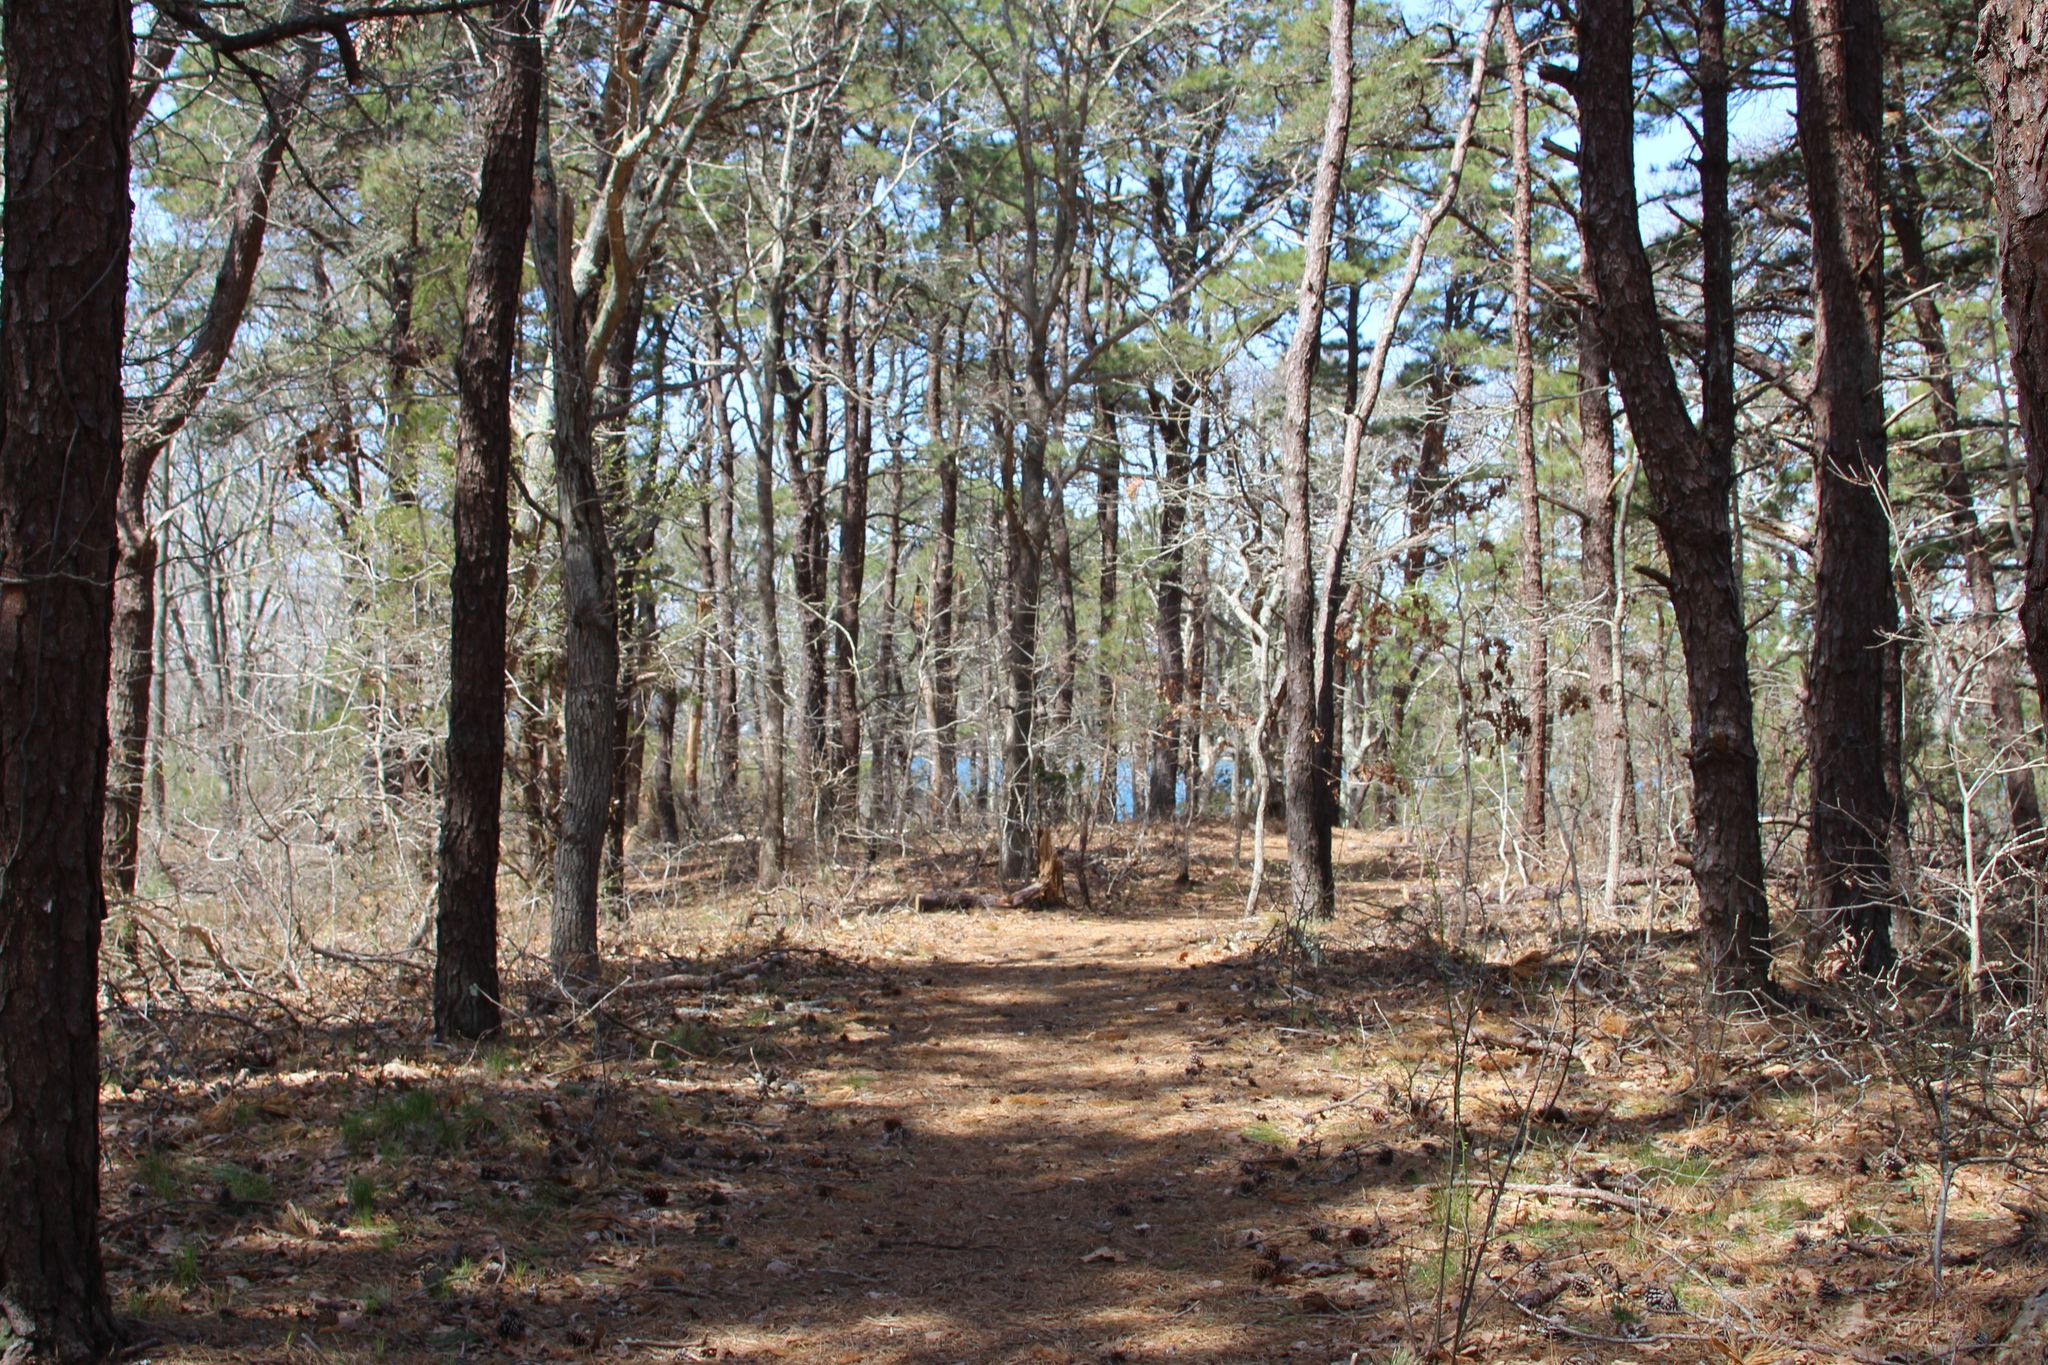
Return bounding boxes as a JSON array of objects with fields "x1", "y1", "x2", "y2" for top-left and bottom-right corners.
[{"x1": 1454, "y1": 1181, "x2": 1666, "y2": 1216}]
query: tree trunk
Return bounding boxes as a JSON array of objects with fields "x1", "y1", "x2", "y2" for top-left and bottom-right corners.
[
  {"x1": 1794, "y1": 0, "x2": 1896, "y2": 971},
  {"x1": 1094, "y1": 388, "x2": 1122, "y2": 812},
  {"x1": 1000, "y1": 384, "x2": 1052, "y2": 880},
  {"x1": 433, "y1": 0, "x2": 543, "y2": 1041},
  {"x1": 106, "y1": 34, "x2": 319, "y2": 898},
  {"x1": 791, "y1": 286, "x2": 831, "y2": 832},
  {"x1": 871, "y1": 443, "x2": 907, "y2": 828},
  {"x1": 532, "y1": 125, "x2": 619, "y2": 992},
  {"x1": 1575, "y1": 269, "x2": 1638, "y2": 876},
  {"x1": 1276, "y1": 0, "x2": 1354, "y2": 923},
  {"x1": 1506, "y1": 17, "x2": 1547, "y2": 843},
  {"x1": 1048, "y1": 457, "x2": 1082, "y2": 746},
  {"x1": 1887, "y1": 134, "x2": 2039, "y2": 834},
  {"x1": 751, "y1": 279, "x2": 793, "y2": 882},
  {"x1": 653, "y1": 685, "x2": 681, "y2": 842},
  {"x1": 705, "y1": 310, "x2": 742, "y2": 820},
  {"x1": 828, "y1": 281, "x2": 872, "y2": 833},
  {"x1": 1380, "y1": 346, "x2": 1457, "y2": 820},
  {"x1": 928, "y1": 340, "x2": 961, "y2": 819},
  {"x1": 1149, "y1": 385, "x2": 1191, "y2": 818},
  {"x1": 601, "y1": 277, "x2": 652, "y2": 900},
  {"x1": 1575, "y1": 0, "x2": 1773, "y2": 993},
  {"x1": 1184, "y1": 429, "x2": 1210, "y2": 822},
  {"x1": 1975, "y1": 0, "x2": 2048, "y2": 753},
  {"x1": 0, "y1": 1, "x2": 130, "y2": 1354}
]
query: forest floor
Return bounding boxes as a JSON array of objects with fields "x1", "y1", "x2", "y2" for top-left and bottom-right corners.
[{"x1": 98, "y1": 821, "x2": 2048, "y2": 1363}]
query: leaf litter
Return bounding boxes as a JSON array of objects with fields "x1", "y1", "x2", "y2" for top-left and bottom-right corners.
[{"x1": 98, "y1": 824, "x2": 2048, "y2": 1362}]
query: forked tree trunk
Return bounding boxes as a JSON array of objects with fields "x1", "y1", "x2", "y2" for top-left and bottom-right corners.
[
  {"x1": 1793, "y1": 0, "x2": 1896, "y2": 971},
  {"x1": 106, "y1": 34, "x2": 319, "y2": 897},
  {"x1": 0, "y1": 1, "x2": 130, "y2": 1354},
  {"x1": 1276, "y1": 0, "x2": 1355, "y2": 923},
  {"x1": 433, "y1": 0, "x2": 543, "y2": 1040},
  {"x1": 1574, "y1": 0, "x2": 1773, "y2": 993}
]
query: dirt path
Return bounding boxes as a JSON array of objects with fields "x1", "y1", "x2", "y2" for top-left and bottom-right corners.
[
  {"x1": 685, "y1": 895, "x2": 1372, "y2": 1363},
  {"x1": 103, "y1": 828, "x2": 2037, "y2": 1363}
]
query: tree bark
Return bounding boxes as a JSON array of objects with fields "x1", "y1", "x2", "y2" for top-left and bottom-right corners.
[
  {"x1": 1149, "y1": 385, "x2": 1192, "y2": 818},
  {"x1": 871, "y1": 442, "x2": 907, "y2": 827},
  {"x1": 1276, "y1": 0, "x2": 1354, "y2": 923},
  {"x1": 1000, "y1": 385, "x2": 1051, "y2": 881},
  {"x1": 106, "y1": 34, "x2": 319, "y2": 897},
  {"x1": 0, "y1": 0, "x2": 130, "y2": 1354},
  {"x1": 433, "y1": 0, "x2": 542, "y2": 1041},
  {"x1": 704, "y1": 309, "x2": 742, "y2": 820},
  {"x1": 751, "y1": 279, "x2": 792, "y2": 882},
  {"x1": 928, "y1": 328, "x2": 961, "y2": 819},
  {"x1": 1976, "y1": 1, "x2": 2048, "y2": 744},
  {"x1": 1094, "y1": 387, "x2": 1122, "y2": 812},
  {"x1": 600, "y1": 274, "x2": 651, "y2": 899},
  {"x1": 828, "y1": 279, "x2": 872, "y2": 831},
  {"x1": 653, "y1": 684, "x2": 681, "y2": 842},
  {"x1": 1574, "y1": 269, "x2": 1638, "y2": 877},
  {"x1": 1506, "y1": 15, "x2": 1547, "y2": 842},
  {"x1": 1793, "y1": 0, "x2": 1896, "y2": 971},
  {"x1": 1574, "y1": 0, "x2": 1774, "y2": 992},
  {"x1": 791, "y1": 282, "x2": 832, "y2": 832},
  {"x1": 532, "y1": 123, "x2": 619, "y2": 991}
]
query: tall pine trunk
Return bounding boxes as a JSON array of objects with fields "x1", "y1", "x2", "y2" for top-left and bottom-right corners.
[
  {"x1": 0, "y1": 0, "x2": 130, "y2": 1352},
  {"x1": 1575, "y1": 0, "x2": 1774, "y2": 992},
  {"x1": 1793, "y1": 0, "x2": 1896, "y2": 971},
  {"x1": 1975, "y1": 2, "x2": 2048, "y2": 757},
  {"x1": 434, "y1": 0, "x2": 543, "y2": 1040}
]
